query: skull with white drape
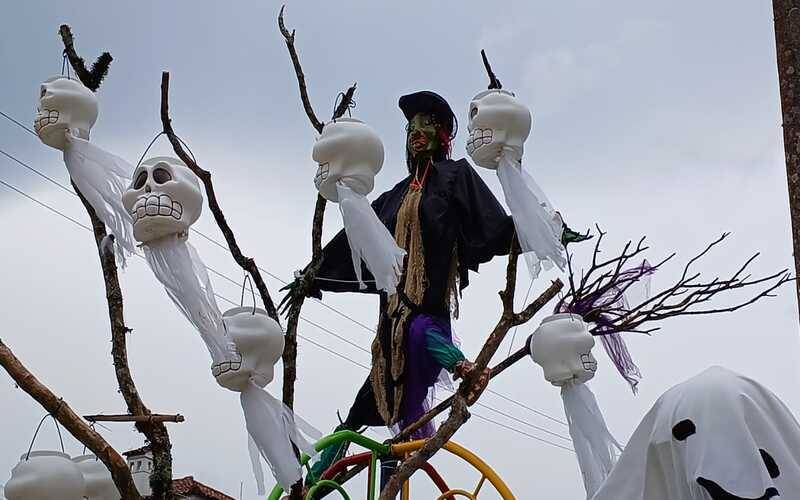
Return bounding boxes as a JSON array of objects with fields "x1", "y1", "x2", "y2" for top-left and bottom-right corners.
[
  {"x1": 34, "y1": 76, "x2": 137, "y2": 266},
  {"x1": 122, "y1": 157, "x2": 319, "y2": 492}
]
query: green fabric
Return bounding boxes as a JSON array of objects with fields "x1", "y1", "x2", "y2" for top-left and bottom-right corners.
[
  {"x1": 424, "y1": 328, "x2": 465, "y2": 372},
  {"x1": 307, "y1": 423, "x2": 351, "y2": 486},
  {"x1": 561, "y1": 222, "x2": 593, "y2": 246}
]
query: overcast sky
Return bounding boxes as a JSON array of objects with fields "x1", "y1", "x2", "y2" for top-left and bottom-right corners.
[{"x1": 1, "y1": 1, "x2": 799, "y2": 499}]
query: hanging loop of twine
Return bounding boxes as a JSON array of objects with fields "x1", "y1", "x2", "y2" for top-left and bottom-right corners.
[
  {"x1": 240, "y1": 274, "x2": 257, "y2": 314},
  {"x1": 136, "y1": 132, "x2": 198, "y2": 168},
  {"x1": 26, "y1": 399, "x2": 66, "y2": 459}
]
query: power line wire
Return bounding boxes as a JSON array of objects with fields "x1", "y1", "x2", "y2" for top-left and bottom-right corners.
[
  {"x1": 0, "y1": 112, "x2": 569, "y2": 429},
  {"x1": 0, "y1": 173, "x2": 573, "y2": 453}
]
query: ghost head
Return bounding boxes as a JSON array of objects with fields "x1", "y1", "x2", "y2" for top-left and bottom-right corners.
[
  {"x1": 593, "y1": 366, "x2": 800, "y2": 500},
  {"x1": 212, "y1": 307, "x2": 284, "y2": 392},
  {"x1": 529, "y1": 313, "x2": 597, "y2": 386},
  {"x1": 466, "y1": 89, "x2": 531, "y2": 169},
  {"x1": 34, "y1": 76, "x2": 99, "y2": 151},
  {"x1": 312, "y1": 117, "x2": 384, "y2": 202},
  {"x1": 122, "y1": 156, "x2": 203, "y2": 243}
]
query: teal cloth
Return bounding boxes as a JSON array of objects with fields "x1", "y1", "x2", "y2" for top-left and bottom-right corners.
[{"x1": 424, "y1": 327, "x2": 465, "y2": 372}]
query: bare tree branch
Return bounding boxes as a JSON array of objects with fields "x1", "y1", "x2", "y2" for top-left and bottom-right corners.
[
  {"x1": 379, "y1": 241, "x2": 563, "y2": 498},
  {"x1": 0, "y1": 339, "x2": 141, "y2": 500},
  {"x1": 58, "y1": 25, "x2": 112, "y2": 91},
  {"x1": 480, "y1": 49, "x2": 502, "y2": 90},
  {"x1": 159, "y1": 72, "x2": 280, "y2": 323},
  {"x1": 58, "y1": 26, "x2": 173, "y2": 499},
  {"x1": 558, "y1": 229, "x2": 793, "y2": 337}
]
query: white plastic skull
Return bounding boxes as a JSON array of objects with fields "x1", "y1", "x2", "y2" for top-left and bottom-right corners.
[
  {"x1": 5, "y1": 451, "x2": 87, "y2": 500},
  {"x1": 529, "y1": 313, "x2": 597, "y2": 386},
  {"x1": 466, "y1": 89, "x2": 532, "y2": 169},
  {"x1": 212, "y1": 306, "x2": 285, "y2": 392},
  {"x1": 34, "y1": 76, "x2": 99, "y2": 151},
  {"x1": 122, "y1": 156, "x2": 203, "y2": 243},
  {"x1": 312, "y1": 117, "x2": 384, "y2": 202},
  {"x1": 73, "y1": 455, "x2": 117, "y2": 500}
]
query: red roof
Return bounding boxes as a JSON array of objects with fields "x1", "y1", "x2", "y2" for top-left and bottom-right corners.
[
  {"x1": 169, "y1": 476, "x2": 235, "y2": 500},
  {"x1": 123, "y1": 445, "x2": 152, "y2": 457}
]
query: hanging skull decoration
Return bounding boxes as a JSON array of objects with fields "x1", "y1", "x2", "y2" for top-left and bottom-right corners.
[
  {"x1": 466, "y1": 89, "x2": 532, "y2": 169},
  {"x1": 529, "y1": 313, "x2": 597, "y2": 386},
  {"x1": 122, "y1": 156, "x2": 203, "y2": 243},
  {"x1": 34, "y1": 76, "x2": 99, "y2": 151},
  {"x1": 312, "y1": 117, "x2": 384, "y2": 202},
  {"x1": 213, "y1": 306, "x2": 285, "y2": 392}
]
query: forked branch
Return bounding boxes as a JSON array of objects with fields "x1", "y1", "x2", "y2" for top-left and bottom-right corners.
[{"x1": 159, "y1": 72, "x2": 280, "y2": 322}]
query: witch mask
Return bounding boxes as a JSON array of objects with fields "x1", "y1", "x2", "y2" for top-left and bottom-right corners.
[
  {"x1": 123, "y1": 156, "x2": 203, "y2": 243},
  {"x1": 530, "y1": 313, "x2": 597, "y2": 386},
  {"x1": 34, "y1": 76, "x2": 98, "y2": 150},
  {"x1": 593, "y1": 366, "x2": 800, "y2": 500},
  {"x1": 466, "y1": 89, "x2": 531, "y2": 168}
]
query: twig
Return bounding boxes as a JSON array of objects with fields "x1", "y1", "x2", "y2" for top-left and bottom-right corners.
[
  {"x1": 58, "y1": 26, "x2": 173, "y2": 499},
  {"x1": 159, "y1": 72, "x2": 280, "y2": 323},
  {"x1": 84, "y1": 414, "x2": 185, "y2": 423},
  {"x1": 0, "y1": 339, "x2": 141, "y2": 500},
  {"x1": 58, "y1": 25, "x2": 112, "y2": 91},
  {"x1": 480, "y1": 49, "x2": 502, "y2": 90}
]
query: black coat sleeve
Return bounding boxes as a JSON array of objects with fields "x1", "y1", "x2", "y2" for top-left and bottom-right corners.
[
  {"x1": 310, "y1": 190, "x2": 392, "y2": 296},
  {"x1": 454, "y1": 162, "x2": 515, "y2": 272}
]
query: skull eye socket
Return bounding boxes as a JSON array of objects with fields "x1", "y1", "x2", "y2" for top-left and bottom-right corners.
[
  {"x1": 470, "y1": 106, "x2": 478, "y2": 120},
  {"x1": 132, "y1": 170, "x2": 148, "y2": 190},
  {"x1": 672, "y1": 419, "x2": 696, "y2": 441},
  {"x1": 40, "y1": 86, "x2": 46, "y2": 98},
  {"x1": 152, "y1": 168, "x2": 172, "y2": 184}
]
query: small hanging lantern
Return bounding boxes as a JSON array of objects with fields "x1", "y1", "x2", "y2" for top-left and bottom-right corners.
[
  {"x1": 529, "y1": 313, "x2": 597, "y2": 386},
  {"x1": 311, "y1": 117, "x2": 405, "y2": 294},
  {"x1": 213, "y1": 306, "x2": 284, "y2": 392},
  {"x1": 34, "y1": 76, "x2": 99, "y2": 151},
  {"x1": 312, "y1": 117, "x2": 384, "y2": 202},
  {"x1": 466, "y1": 89, "x2": 531, "y2": 168},
  {"x1": 122, "y1": 156, "x2": 204, "y2": 244},
  {"x1": 73, "y1": 454, "x2": 117, "y2": 500},
  {"x1": 5, "y1": 451, "x2": 87, "y2": 500}
]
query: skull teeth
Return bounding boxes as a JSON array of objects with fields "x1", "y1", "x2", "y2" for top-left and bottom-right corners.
[
  {"x1": 33, "y1": 109, "x2": 59, "y2": 133},
  {"x1": 129, "y1": 194, "x2": 183, "y2": 222},
  {"x1": 211, "y1": 351, "x2": 243, "y2": 376},
  {"x1": 314, "y1": 163, "x2": 330, "y2": 189},
  {"x1": 466, "y1": 128, "x2": 493, "y2": 153}
]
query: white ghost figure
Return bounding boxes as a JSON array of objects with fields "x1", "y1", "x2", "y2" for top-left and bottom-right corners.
[
  {"x1": 531, "y1": 314, "x2": 619, "y2": 498},
  {"x1": 312, "y1": 117, "x2": 405, "y2": 293},
  {"x1": 593, "y1": 366, "x2": 800, "y2": 500},
  {"x1": 213, "y1": 307, "x2": 320, "y2": 493},
  {"x1": 34, "y1": 76, "x2": 136, "y2": 266},
  {"x1": 466, "y1": 89, "x2": 565, "y2": 278}
]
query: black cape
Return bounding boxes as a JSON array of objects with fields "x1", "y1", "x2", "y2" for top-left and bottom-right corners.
[{"x1": 313, "y1": 158, "x2": 515, "y2": 315}]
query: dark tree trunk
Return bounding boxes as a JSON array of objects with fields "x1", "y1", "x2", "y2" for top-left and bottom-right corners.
[{"x1": 774, "y1": 0, "x2": 800, "y2": 316}]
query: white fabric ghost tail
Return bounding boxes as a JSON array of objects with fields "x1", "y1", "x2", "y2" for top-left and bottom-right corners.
[
  {"x1": 496, "y1": 148, "x2": 566, "y2": 278},
  {"x1": 248, "y1": 434, "x2": 266, "y2": 495},
  {"x1": 142, "y1": 235, "x2": 235, "y2": 364},
  {"x1": 561, "y1": 383, "x2": 621, "y2": 499},
  {"x1": 241, "y1": 383, "x2": 321, "y2": 492},
  {"x1": 63, "y1": 132, "x2": 137, "y2": 267},
  {"x1": 336, "y1": 182, "x2": 405, "y2": 294}
]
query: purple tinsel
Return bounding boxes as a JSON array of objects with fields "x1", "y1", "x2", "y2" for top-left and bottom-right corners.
[{"x1": 556, "y1": 260, "x2": 656, "y2": 392}]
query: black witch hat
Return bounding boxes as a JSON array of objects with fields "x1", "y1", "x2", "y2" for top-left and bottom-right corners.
[{"x1": 398, "y1": 90, "x2": 458, "y2": 139}]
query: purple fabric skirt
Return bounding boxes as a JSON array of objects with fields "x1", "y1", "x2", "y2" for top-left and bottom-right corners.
[{"x1": 398, "y1": 313, "x2": 453, "y2": 439}]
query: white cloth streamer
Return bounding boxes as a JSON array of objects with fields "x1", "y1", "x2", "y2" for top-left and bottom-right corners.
[
  {"x1": 496, "y1": 149, "x2": 565, "y2": 278},
  {"x1": 63, "y1": 132, "x2": 136, "y2": 266},
  {"x1": 241, "y1": 383, "x2": 321, "y2": 491},
  {"x1": 248, "y1": 433, "x2": 267, "y2": 495},
  {"x1": 562, "y1": 382, "x2": 621, "y2": 499},
  {"x1": 336, "y1": 182, "x2": 405, "y2": 294},
  {"x1": 142, "y1": 235, "x2": 234, "y2": 364}
]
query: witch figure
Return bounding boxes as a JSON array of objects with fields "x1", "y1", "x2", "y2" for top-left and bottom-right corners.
[{"x1": 293, "y1": 91, "x2": 519, "y2": 480}]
